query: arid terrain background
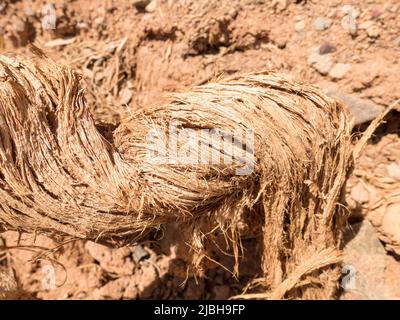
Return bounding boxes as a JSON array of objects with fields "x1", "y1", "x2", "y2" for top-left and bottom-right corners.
[{"x1": 0, "y1": 0, "x2": 399, "y2": 299}]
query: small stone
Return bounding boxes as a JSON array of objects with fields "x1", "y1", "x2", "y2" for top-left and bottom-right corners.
[
  {"x1": 131, "y1": 0, "x2": 151, "y2": 9},
  {"x1": 341, "y1": 5, "x2": 358, "y2": 36},
  {"x1": 321, "y1": 85, "x2": 384, "y2": 125},
  {"x1": 228, "y1": 8, "x2": 238, "y2": 19},
  {"x1": 329, "y1": 63, "x2": 352, "y2": 79},
  {"x1": 342, "y1": 4, "x2": 360, "y2": 18},
  {"x1": 387, "y1": 162, "x2": 400, "y2": 180},
  {"x1": 347, "y1": 21, "x2": 358, "y2": 36},
  {"x1": 394, "y1": 36, "x2": 400, "y2": 47},
  {"x1": 275, "y1": 37, "x2": 287, "y2": 49},
  {"x1": 145, "y1": 0, "x2": 157, "y2": 13},
  {"x1": 366, "y1": 25, "x2": 380, "y2": 38},
  {"x1": 132, "y1": 245, "x2": 149, "y2": 263},
  {"x1": 308, "y1": 47, "x2": 333, "y2": 75},
  {"x1": 342, "y1": 220, "x2": 387, "y2": 299},
  {"x1": 313, "y1": 17, "x2": 332, "y2": 31},
  {"x1": 319, "y1": 42, "x2": 336, "y2": 55},
  {"x1": 349, "y1": 64, "x2": 380, "y2": 92},
  {"x1": 294, "y1": 20, "x2": 305, "y2": 33}
]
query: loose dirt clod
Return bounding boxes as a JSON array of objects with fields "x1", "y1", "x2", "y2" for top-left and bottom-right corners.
[{"x1": 0, "y1": 46, "x2": 354, "y2": 299}]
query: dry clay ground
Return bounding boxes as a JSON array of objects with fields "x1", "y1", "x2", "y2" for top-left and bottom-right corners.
[{"x1": 0, "y1": 0, "x2": 399, "y2": 299}]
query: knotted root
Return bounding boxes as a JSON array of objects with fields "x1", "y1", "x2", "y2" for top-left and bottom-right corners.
[{"x1": 0, "y1": 47, "x2": 353, "y2": 299}]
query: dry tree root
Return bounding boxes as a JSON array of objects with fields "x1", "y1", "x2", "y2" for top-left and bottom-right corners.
[{"x1": 0, "y1": 46, "x2": 353, "y2": 299}]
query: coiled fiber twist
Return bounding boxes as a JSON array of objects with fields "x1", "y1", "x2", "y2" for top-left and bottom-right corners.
[{"x1": 0, "y1": 47, "x2": 353, "y2": 299}]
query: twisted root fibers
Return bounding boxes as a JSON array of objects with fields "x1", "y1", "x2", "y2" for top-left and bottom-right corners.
[{"x1": 0, "y1": 47, "x2": 353, "y2": 299}]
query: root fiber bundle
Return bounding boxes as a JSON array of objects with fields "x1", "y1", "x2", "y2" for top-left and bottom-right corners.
[{"x1": 0, "y1": 48, "x2": 353, "y2": 299}]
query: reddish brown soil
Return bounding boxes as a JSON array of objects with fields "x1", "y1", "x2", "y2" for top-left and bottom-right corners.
[{"x1": 0, "y1": 0, "x2": 399, "y2": 299}]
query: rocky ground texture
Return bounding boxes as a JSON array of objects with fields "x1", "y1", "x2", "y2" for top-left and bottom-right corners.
[{"x1": 0, "y1": 0, "x2": 399, "y2": 299}]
